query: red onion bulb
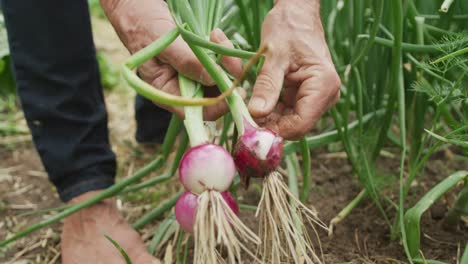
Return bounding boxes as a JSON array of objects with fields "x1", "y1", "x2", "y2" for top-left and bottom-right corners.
[
  {"x1": 233, "y1": 121, "x2": 283, "y2": 185},
  {"x1": 175, "y1": 191, "x2": 239, "y2": 233},
  {"x1": 179, "y1": 143, "x2": 236, "y2": 194}
]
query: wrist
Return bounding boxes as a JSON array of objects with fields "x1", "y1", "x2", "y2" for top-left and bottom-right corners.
[
  {"x1": 100, "y1": 0, "x2": 173, "y2": 54},
  {"x1": 274, "y1": 0, "x2": 319, "y2": 14},
  {"x1": 68, "y1": 190, "x2": 114, "y2": 205}
]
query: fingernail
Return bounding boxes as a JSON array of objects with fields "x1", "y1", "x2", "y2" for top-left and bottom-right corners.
[{"x1": 249, "y1": 97, "x2": 266, "y2": 111}]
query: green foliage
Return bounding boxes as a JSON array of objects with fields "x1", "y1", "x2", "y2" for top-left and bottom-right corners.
[
  {"x1": 319, "y1": 1, "x2": 468, "y2": 262},
  {"x1": 0, "y1": 14, "x2": 16, "y2": 97},
  {"x1": 88, "y1": 0, "x2": 107, "y2": 19},
  {"x1": 104, "y1": 235, "x2": 132, "y2": 264},
  {"x1": 96, "y1": 52, "x2": 119, "y2": 90},
  {"x1": 404, "y1": 171, "x2": 467, "y2": 258}
]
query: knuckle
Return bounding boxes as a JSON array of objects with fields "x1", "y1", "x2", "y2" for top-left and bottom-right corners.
[
  {"x1": 280, "y1": 115, "x2": 309, "y2": 140},
  {"x1": 255, "y1": 73, "x2": 277, "y2": 93},
  {"x1": 184, "y1": 56, "x2": 199, "y2": 67},
  {"x1": 318, "y1": 65, "x2": 341, "y2": 100},
  {"x1": 219, "y1": 38, "x2": 233, "y2": 48},
  {"x1": 333, "y1": 89, "x2": 341, "y2": 104},
  {"x1": 326, "y1": 67, "x2": 341, "y2": 92},
  {"x1": 204, "y1": 108, "x2": 222, "y2": 121},
  {"x1": 150, "y1": 67, "x2": 174, "y2": 88}
]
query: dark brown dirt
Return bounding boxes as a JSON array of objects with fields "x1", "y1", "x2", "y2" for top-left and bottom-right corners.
[
  {"x1": 304, "y1": 149, "x2": 467, "y2": 264},
  {"x1": 234, "y1": 147, "x2": 467, "y2": 264}
]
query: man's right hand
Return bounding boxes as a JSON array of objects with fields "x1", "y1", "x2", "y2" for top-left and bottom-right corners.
[{"x1": 100, "y1": 0, "x2": 243, "y2": 120}]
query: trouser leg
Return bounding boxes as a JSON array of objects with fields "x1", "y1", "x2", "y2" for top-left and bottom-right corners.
[
  {"x1": 2, "y1": 0, "x2": 116, "y2": 201},
  {"x1": 134, "y1": 94, "x2": 172, "y2": 144}
]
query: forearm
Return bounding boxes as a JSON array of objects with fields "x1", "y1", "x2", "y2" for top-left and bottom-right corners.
[
  {"x1": 269, "y1": 0, "x2": 323, "y2": 36},
  {"x1": 100, "y1": 0, "x2": 174, "y2": 54}
]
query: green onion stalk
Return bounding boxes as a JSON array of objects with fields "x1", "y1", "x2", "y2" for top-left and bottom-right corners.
[
  {"x1": 119, "y1": 0, "x2": 261, "y2": 262},
  {"x1": 174, "y1": 75, "x2": 260, "y2": 263},
  {"x1": 166, "y1": 1, "x2": 328, "y2": 263}
]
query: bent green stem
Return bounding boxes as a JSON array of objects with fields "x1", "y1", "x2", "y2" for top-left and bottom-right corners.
[
  {"x1": 404, "y1": 171, "x2": 467, "y2": 258},
  {"x1": 122, "y1": 28, "x2": 234, "y2": 107},
  {"x1": 125, "y1": 28, "x2": 179, "y2": 69},
  {"x1": 122, "y1": 64, "x2": 235, "y2": 107}
]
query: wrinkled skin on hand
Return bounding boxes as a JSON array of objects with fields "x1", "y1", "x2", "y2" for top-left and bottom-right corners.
[
  {"x1": 61, "y1": 191, "x2": 160, "y2": 264},
  {"x1": 249, "y1": 0, "x2": 341, "y2": 140},
  {"x1": 100, "y1": 0, "x2": 243, "y2": 120}
]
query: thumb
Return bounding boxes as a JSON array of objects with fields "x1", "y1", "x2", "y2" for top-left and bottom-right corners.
[{"x1": 248, "y1": 59, "x2": 284, "y2": 118}]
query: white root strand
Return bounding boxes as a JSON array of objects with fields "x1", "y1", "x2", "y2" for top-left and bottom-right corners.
[
  {"x1": 256, "y1": 171, "x2": 329, "y2": 264},
  {"x1": 193, "y1": 191, "x2": 261, "y2": 264}
]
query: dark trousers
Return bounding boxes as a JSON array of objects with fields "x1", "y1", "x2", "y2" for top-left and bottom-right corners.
[{"x1": 1, "y1": 0, "x2": 171, "y2": 201}]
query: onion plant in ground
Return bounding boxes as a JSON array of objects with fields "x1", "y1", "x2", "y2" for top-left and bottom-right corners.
[{"x1": 1, "y1": 0, "x2": 467, "y2": 263}]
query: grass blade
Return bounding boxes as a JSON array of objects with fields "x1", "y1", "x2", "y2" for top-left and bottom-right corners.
[
  {"x1": 424, "y1": 129, "x2": 468, "y2": 148},
  {"x1": 104, "y1": 235, "x2": 132, "y2": 264}
]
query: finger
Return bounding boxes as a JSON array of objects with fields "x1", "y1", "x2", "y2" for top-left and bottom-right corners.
[
  {"x1": 278, "y1": 67, "x2": 341, "y2": 139},
  {"x1": 281, "y1": 86, "x2": 298, "y2": 108},
  {"x1": 149, "y1": 74, "x2": 185, "y2": 119},
  {"x1": 210, "y1": 28, "x2": 243, "y2": 78},
  {"x1": 203, "y1": 88, "x2": 247, "y2": 121},
  {"x1": 255, "y1": 111, "x2": 281, "y2": 133},
  {"x1": 248, "y1": 57, "x2": 285, "y2": 118},
  {"x1": 159, "y1": 37, "x2": 215, "y2": 86}
]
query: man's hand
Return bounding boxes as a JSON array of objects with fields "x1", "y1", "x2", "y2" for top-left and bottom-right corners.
[
  {"x1": 100, "y1": 0, "x2": 242, "y2": 120},
  {"x1": 249, "y1": 0, "x2": 341, "y2": 140}
]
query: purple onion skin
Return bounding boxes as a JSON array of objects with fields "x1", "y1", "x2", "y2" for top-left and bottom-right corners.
[
  {"x1": 221, "y1": 191, "x2": 239, "y2": 215},
  {"x1": 179, "y1": 143, "x2": 236, "y2": 194},
  {"x1": 175, "y1": 191, "x2": 240, "y2": 234},
  {"x1": 233, "y1": 122, "x2": 283, "y2": 187},
  {"x1": 175, "y1": 192, "x2": 198, "y2": 233}
]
